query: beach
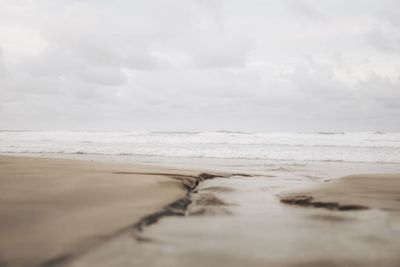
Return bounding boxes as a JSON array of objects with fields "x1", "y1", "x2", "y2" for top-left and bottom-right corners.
[
  {"x1": 1, "y1": 153, "x2": 400, "y2": 267},
  {"x1": 2, "y1": 0, "x2": 400, "y2": 265},
  {"x1": 0, "y1": 155, "x2": 217, "y2": 267}
]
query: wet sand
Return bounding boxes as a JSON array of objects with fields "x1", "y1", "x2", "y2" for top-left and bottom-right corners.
[
  {"x1": 64, "y1": 159, "x2": 400, "y2": 267},
  {"x1": 0, "y1": 155, "x2": 208, "y2": 267},
  {"x1": 2, "y1": 155, "x2": 400, "y2": 267}
]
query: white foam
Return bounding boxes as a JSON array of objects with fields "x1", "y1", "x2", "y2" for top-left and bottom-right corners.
[{"x1": 0, "y1": 131, "x2": 399, "y2": 163}]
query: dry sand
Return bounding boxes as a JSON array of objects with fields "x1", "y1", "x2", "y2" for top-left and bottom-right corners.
[
  {"x1": 280, "y1": 173, "x2": 400, "y2": 212},
  {"x1": 0, "y1": 155, "x2": 205, "y2": 267}
]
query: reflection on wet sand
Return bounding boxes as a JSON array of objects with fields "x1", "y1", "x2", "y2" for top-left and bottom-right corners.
[{"x1": 67, "y1": 160, "x2": 400, "y2": 267}]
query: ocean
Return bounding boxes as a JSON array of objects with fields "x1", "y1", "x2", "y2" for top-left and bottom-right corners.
[{"x1": 0, "y1": 131, "x2": 399, "y2": 163}]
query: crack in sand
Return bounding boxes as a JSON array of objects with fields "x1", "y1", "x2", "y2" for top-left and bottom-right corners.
[
  {"x1": 280, "y1": 195, "x2": 369, "y2": 211},
  {"x1": 36, "y1": 172, "x2": 227, "y2": 267}
]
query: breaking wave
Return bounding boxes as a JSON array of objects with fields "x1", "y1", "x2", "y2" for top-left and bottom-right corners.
[{"x1": 0, "y1": 131, "x2": 399, "y2": 163}]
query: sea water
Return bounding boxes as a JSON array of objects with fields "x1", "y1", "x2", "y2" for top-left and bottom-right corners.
[{"x1": 0, "y1": 131, "x2": 399, "y2": 163}]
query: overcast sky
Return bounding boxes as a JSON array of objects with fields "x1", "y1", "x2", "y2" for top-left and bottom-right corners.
[{"x1": 0, "y1": 0, "x2": 399, "y2": 132}]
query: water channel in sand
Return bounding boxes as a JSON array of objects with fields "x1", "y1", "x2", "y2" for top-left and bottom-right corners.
[{"x1": 62, "y1": 156, "x2": 400, "y2": 267}]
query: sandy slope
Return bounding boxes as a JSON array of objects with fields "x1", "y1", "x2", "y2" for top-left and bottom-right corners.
[{"x1": 0, "y1": 155, "x2": 199, "y2": 267}]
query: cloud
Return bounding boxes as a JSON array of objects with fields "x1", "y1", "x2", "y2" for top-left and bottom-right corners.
[
  {"x1": 365, "y1": 27, "x2": 400, "y2": 54},
  {"x1": 282, "y1": 0, "x2": 326, "y2": 22},
  {"x1": 189, "y1": 33, "x2": 251, "y2": 68},
  {"x1": 0, "y1": 0, "x2": 400, "y2": 131},
  {"x1": 0, "y1": 47, "x2": 6, "y2": 77},
  {"x1": 358, "y1": 72, "x2": 400, "y2": 109}
]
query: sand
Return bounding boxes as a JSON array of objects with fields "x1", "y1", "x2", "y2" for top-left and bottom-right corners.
[
  {"x1": 0, "y1": 155, "x2": 205, "y2": 267},
  {"x1": 2, "y1": 155, "x2": 400, "y2": 267},
  {"x1": 280, "y1": 173, "x2": 400, "y2": 212}
]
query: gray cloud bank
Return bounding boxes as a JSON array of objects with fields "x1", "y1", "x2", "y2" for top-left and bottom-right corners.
[{"x1": 0, "y1": 0, "x2": 399, "y2": 131}]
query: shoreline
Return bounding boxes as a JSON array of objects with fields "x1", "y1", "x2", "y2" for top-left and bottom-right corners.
[{"x1": 3, "y1": 151, "x2": 400, "y2": 166}]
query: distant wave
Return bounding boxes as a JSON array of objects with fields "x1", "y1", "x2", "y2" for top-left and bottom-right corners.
[
  {"x1": 1, "y1": 131, "x2": 400, "y2": 163},
  {"x1": 314, "y1": 132, "x2": 345, "y2": 135},
  {"x1": 150, "y1": 131, "x2": 201, "y2": 135},
  {"x1": 215, "y1": 130, "x2": 252, "y2": 134}
]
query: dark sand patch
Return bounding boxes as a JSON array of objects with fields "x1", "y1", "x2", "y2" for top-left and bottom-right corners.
[
  {"x1": 280, "y1": 174, "x2": 400, "y2": 212},
  {"x1": 188, "y1": 207, "x2": 232, "y2": 216},
  {"x1": 195, "y1": 193, "x2": 227, "y2": 206},
  {"x1": 308, "y1": 214, "x2": 356, "y2": 223},
  {"x1": 281, "y1": 195, "x2": 369, "y2": 211}
]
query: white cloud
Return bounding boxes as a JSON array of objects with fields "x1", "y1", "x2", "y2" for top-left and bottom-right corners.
[{"x1": 0, "y1": 0, "x2": 399, "y2": 131}]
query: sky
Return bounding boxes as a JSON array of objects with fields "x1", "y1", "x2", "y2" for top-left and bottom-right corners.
[{"x1": 0, "y1": 0, "x2": 399, "y2": 132}]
